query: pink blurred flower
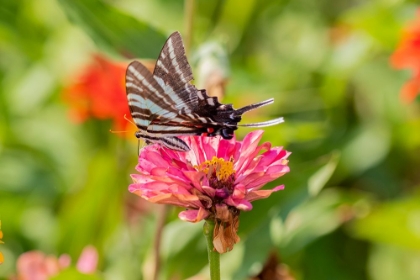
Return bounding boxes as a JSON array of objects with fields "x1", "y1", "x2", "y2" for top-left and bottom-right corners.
[
  {"x1": 12, "y1": 246, "x2": 98, "y2": 280},
  {"x1": 129, "y1": 130, "x2": 290, "y2": 253},
  {"x1": 390, "y1": 10, "x2": 420, "y2": 102},
  {"x1": 76, "y1": 245, "x2": 98, "y2": 274},
  {"x1": 13, "y1": 251, "x2": 69, "y2": 280}
]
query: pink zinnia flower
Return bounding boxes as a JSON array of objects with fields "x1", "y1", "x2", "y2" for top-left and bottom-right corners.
[{"x1": 129, "y1": 130, "x2": 290, "y2": 253}]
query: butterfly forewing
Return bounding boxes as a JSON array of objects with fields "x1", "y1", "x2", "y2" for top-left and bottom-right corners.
[
  {"x1": 153, "y1": 32, "x2": 194, "y2": 93},
  {"x1": 126, "y1": 61, "x2": 179, "y2": 127}
]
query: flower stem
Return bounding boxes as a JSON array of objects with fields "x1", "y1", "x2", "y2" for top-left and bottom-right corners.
[
  {"x1": 153, "y1": 205, "x2": 168, "y2": 280},
  {"x1": 204, "y1": 220, "x2": 220, "y2": 280}
]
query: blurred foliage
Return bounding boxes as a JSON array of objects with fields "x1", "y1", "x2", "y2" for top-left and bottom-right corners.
[{"x1": 1, "y1": 0, "x2": 420, "y2": 279}]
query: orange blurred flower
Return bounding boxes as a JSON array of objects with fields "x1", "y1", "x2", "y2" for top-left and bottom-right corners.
[
  {"x1": 62, "y1": 54, "x2": 132, "y2": 132},
  {"x1": 0, "y1": 220, "x2": 4, "y2": 265},
  {"x1": 390, "y1": 10, "x2": 420, "y2": 102}
]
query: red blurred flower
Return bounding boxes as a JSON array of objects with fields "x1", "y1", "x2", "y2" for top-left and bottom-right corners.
[
  {"x1": 62, "y1": 54, "x2": 131, "y2": 131},
  {"x1": 129, "y1": 130, "x2": 290, "y2": 253},
  {"x1": 391, "y1": 10, "x2": 420, "y2": 102}
]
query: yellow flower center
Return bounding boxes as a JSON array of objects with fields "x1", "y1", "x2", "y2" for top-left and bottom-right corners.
[{"x1": 196, "y1": 156, "x2": 235, "y2": 182}]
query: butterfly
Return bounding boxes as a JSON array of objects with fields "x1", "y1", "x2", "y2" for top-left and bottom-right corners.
[{"x1": 125, "y1": 31, "x2": 284, "y2": 151}]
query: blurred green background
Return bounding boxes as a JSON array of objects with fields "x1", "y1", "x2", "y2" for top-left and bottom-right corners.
[{"x1": 1, "y1": 0, "x2": 420, "y2": 279}]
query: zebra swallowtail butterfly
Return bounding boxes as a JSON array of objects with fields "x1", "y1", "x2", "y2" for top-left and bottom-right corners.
[{"x1": 125, "y1": 31, "x2": 284, "y2": 151}]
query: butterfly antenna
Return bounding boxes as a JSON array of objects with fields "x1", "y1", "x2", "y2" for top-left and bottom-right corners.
[
  {"x1": 110, "y1": 115, "x2": 138, "y2": 134},
  {"x1": 124, "y1": 114, "x2": 137, "y2": 127},
  {"x1": 237, "y1": 117, "x2": 285, "y2": 127},
  {"x1": 109, "y1": 129, "x2": 129, "y2": 134},
  {"x1": 235, "y1": 98, "x2": 274, "y2": 115}
]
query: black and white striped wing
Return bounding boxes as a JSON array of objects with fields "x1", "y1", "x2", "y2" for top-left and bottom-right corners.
[
  {"x1": 126, "y1": 60, "x2": 194, "y2": 151},
  {"x1": 125, "y1": 31, "x2": 284, "y2": 152},
  {"x1": 126, "y1": 61, "x2": 179, "y2": 130},
  {"x1": 153, "y1": 32, "x2": 194, "y2": 95},
  {"x1": 148, "y1": 32, "x2": 218, "y2": 133},
  {"x1": 152, "y1": 32, "x2": 228, "y2": 119}
]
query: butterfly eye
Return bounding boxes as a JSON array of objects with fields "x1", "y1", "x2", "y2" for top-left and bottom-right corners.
[
  {"x1": 221, "y1": 128, "x2": 234, "y2": 139},
  {"x1": 135, "y1": 131, "x2": 142, "y2": 139}
]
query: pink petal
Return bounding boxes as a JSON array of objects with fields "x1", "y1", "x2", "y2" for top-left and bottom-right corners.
[
  {"x1": 187, "y1": 136, "x2": 207, "y2": 165},
  {"x1": 217, "y1": 137, "x2": 238, "y2": 160},
  {"x1": 202, "y1": 185, "x2": 216, "y2": 198},
  {"x1": 201, "y1": 135, "x2": 219, "y2": 160},
  {"x1": 128, "y1": 181, "x2": 169, "y2": 193},
  {"x1": 179, "y1": 208, "x2": 209, "y2": 222},
  {"x1": 231, "y1": 184, "x2": 246, "y2": 200},
  {"x1": 138, "y1": 149, "x2": 171, "y2": 170},
  {"x1": 135, "y1": 159, "x2": 156, "y2": 174},
  {"x1": 130, "y1": 174, "x2": 154, "y2": 184},
  {"x1": 183, "y1": 171, "x2": 205, "y2": 190},
  {"x1": 245, "y1": 186, "x2": 285, "y2": 202},
  {"x1": 234, "y1": 130, "x2": 265, "y2": 174},
  {"x1": 224, "y1": 197, "x2": 253, "y2": 210},
  {"x1": 242, "y1": 165, "x2": 290, "y2": 190},
  {"x1": 141, "y1": 192, "x2": 203, "y2": 209},
  {"x1": 250, "y1": 149, "x2": 287, "y2": 174}
]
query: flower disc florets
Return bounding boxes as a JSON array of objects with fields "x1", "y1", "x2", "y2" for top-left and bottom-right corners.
[{"x1": 196, "y1": 156, "x2": 235, "y2": 197}]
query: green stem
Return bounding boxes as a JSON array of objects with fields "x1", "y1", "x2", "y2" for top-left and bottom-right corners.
[
  {"x1": 203, "y1": 220, "x2": 220, "y2": 280},
  {"x1": 184, "y1": 0, "x2": 195, "y2": 55},
  {"x1": 152, "y1": 205, "x2": 168, "y2": 280}
]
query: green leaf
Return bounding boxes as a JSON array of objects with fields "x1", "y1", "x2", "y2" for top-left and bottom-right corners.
[
  {"x1": 51, "y1": 268, "x2": 101, "y2": 280},
  {"x1": 279, "y1": 188, "x2": 353, "y2": 255},
  {"x1": 57, "y1": 0, "x2": 167, "y2": 58},
  {"x1": 351, "y1": 192, "x2": 420, "y2": 250},
  {"x1": 233, "y1": 218, "x2": 274, "y2": 280},
  {"x1": 161, "y1": 220, "x2": 207, "y2": 279},
  {"x1": 340, "y1": 122, "x2": 391, "y2": 176},
  {"x1": 342, "y1": 2, "x2": 404, "y2": 49},
  {"x1": 57, "y1": 152, "x2": 123, "y2": 257},
  {"x1": 368, "y1": 244, "x2": 420, "y2": 280},
  {"x1": 308, "y1": 151, "x2": 340, "y2": 197}
]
